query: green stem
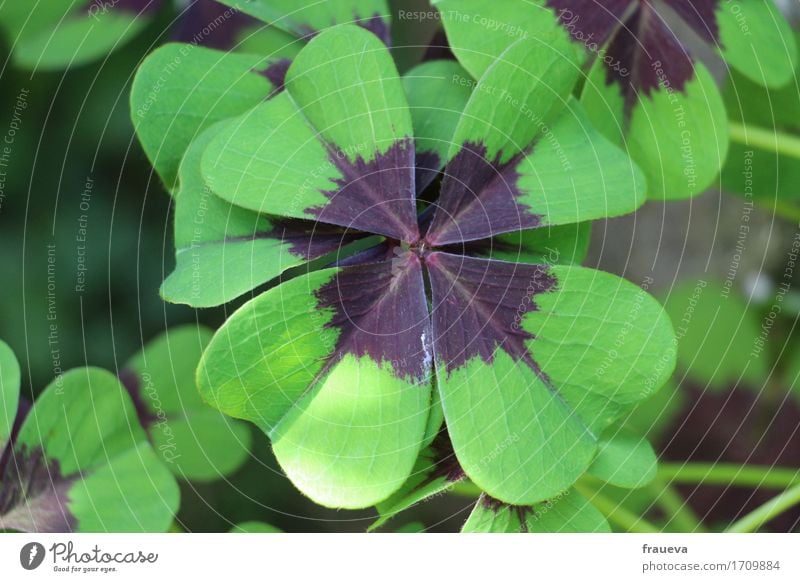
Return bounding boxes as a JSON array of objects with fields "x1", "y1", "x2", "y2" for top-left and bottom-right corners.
[
  {"x1": 659, "y1": 463, "x2": 800, "y2": 489},
  {"x1": 752, "y1": 198, "x2": 800, "y2": 224},
  {"x1": 574, "y1": 484, "x2": 661, "y2": 533},
  {"x1": 650, "y1": 478, "x2": 707, "y2": 532},
  {"x1": 728, "y1": 120, "x2": 800, "y2": 161},
  {"x1": 726, "y1": 482, "x2": 800, "y2": 533},
  {"x1": 727, "y1": 121, "x2": 800, "y2": 222}
]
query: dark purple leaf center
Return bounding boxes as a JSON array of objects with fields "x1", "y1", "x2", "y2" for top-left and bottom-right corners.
[
  {"x1": 275, "y1": 94, "x2": 563, "y2": 382},
  {"x1": 0, "y1": 446, "x2": 76, "y2": 533},
  {"x1": 546, "y1": 0, "x2": 721, "y2": 107},
  {"x1": 306, "y1": 145, "x2": 558, "y2": 381}
]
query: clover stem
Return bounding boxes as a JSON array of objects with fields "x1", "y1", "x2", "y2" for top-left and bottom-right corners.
[
  {"x1": 728, "y1": 121, "x2": 800, "y2": 161},
  {"x1": 648, "y1": 477, "x2": 707, "y2": 532},
  {"x1": 726, "y1": 482, "x2": 800, "y2": 533},
  {"x1": 751, "y1": 198, "x2": 800, "y2": 223},
  {"x1": 573, "y1": 483, "x2": 661, "y2": 533},
  {"x1": 725, "y1": 121, "x2": 800, "y2": 222},
  {"x1": 658, "y1": 462, "x2": 800, "y2": 489}
]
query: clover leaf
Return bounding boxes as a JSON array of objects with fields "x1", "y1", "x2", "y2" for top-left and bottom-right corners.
[
  {"x1": 0, "y1": 347, "x2": 179, "y2": 532},
  {"x1": 721, "y1": 32, "x2": 800, "y2": 202},
  {"x1": 169, "y1": 23, "x2": 678, "y2": 511},
  {"x1": 434, "y1": 0, "x2": 798, "y2": 200},
  {"x1": 587, "y1": 428, "x2": 657, "y2": 489},
  {"x1": 217, "y1": 0, "x2": 391, "y2": 46},
  {"x1": 131, "y1": 43, "x2": 276, "y2": 189},
  {"x1": 121, "y1": 325, "x2": 252, "y2": 481},
  {"x1": 370, "y1": 425, "x2": 655, "y2": 531},
  {"x1": 462, "y1": 490, "x2": 610, "y2": 532},
  {"x1": 369, "y1": 432, "x2": 465, "y2": 532},
  {"x1": 621, "y1": 379, "x2": 685, "y2": 442},
  {"x1": 0, "y1": 341, "x2": 20, "y2": 452},
  {"x1": 0, "y1": 0, "x2": 280, "y2": 72},
  {"x1": 0, "y1": 0, "x2": 162, "y2": 70},
  {"x1": 131, "y1": 0, "x2": 391, "y2": 189},
  {"x1": 662, "y1": 281, "x2": 768, "y2": 390}
]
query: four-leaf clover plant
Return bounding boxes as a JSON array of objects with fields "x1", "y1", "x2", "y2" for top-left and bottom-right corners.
[{"x1": 137, "y1": 23, "x2": 677, "y2": 511}]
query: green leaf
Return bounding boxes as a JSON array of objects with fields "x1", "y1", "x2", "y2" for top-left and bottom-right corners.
[
  {"x1": 462, "y1": 490, "x2": 610, "y2": 532},
  {"x1": 462, "y1": 496, "x2": 523, "y2": 533},
  {"x1": 425, "y1": 46, "x2": 643, "y2": 244},
  {"x1": 447, "y1": 34, "x2": 582, "y2": 165},
  {"x1": 722, "y1": 140, "x2": 800, "y2": 202},
  {"x1": 126, "y1": 326, "x2": 212, "y2": 412},
  {"x1": 721, "y1": 62, "x2": 800, "y2": 201},
  {"x1": 198, "y1": 270, "x2": 339, "y2": 430},
  {"x1": 3, "y1": 368, "x2": 178, "y2": 532},
  {"x1": 394, "y1": 521, "x2": 426, "y2": 532},
  {"x1": 130, "y1": 43, "x2": 274, "y2": 189},
  {"x1": 68, "y1": 443, "x2": 180, "y2": 533},
  {"x1": 481, "y1": 223, "x2": 592, "y2": 265},
  {"x1": 514, "y1": 100, "x2": 646, "y2": 225},
  {"x1": 124, "y1": 325, "x2": 252, "y2": 481},
  {"x1": 268, "y1": 24, "x2": 410, "y2": 156},
  {"x1": 0, "y1": 339, "x2": 20, "y2": 448},
  {"x1": 402, "y1": 59, "x2": 473, "y2": 190},
  {"x1": 2, "y1": 1, "x2": 150, "y2": 71},
  {"x1": 198, "y1": 265, "x2": 433, "y2": 508},
  {"x1": 435, "y1": 264, "x2": 676, "y2": 504},
  {"x1": 163, "y1": 123, "x2": 271, "y2": 307},
  {"x1": 233, "y1": 24, "x2": 304, "y2": 59},
  {"x1": 162, "y1": 123, "x2": 362, "y2": 307},
  {"x1": 251, "y1": 351, "x2": 429, "y2": 509},
  {"x1": 150, "y1": 411, "x2": 248, "y2": 481},
  {"x1": 16, "y1": 368, "x2": 149, "y2": 474},
  {"x1": 202, "y1": 25, "x2": 418, "y2": 241},
  {"x1": 201, "y1": 92, "x2": 339, "y2": 215},
  {"x1": 587, "y1": 429, "x2": 657, "y2": 489},
  {"x1": 369, "y1": 442, "x2": 462, "y2": 531},
  {"x1": 216, "y1": 0, "x2": 391, "y2": 44},
  {"x1": 661, "y1": 281, "x2": 768, "y2": 390},
  {"x1": 724, "y1": 48, "x2": 800, "y2": 130},
  {"x1": 433, "y1": 0, "x2": 571, "y2": 80},
  {"x1": 621, "y1": 380, "x2": 686, "y2": 442},
  {"x1": 581, "y1": 60, "x2": 729, "y2": 200},
  {"x1": 0, "y1": 0, "x2": 66, "y2": 39},
  {"x1": 714, "y1": 0, "x2": 797, "y2": 90}
]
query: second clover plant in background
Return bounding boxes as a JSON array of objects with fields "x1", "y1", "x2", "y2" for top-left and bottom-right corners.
[
  {"x1": 434, "y1": 0, "x2": 797, "y2": 201},
  {"x1": 0, "y1": 341, "x2": 179, "y2": 532},
  {"x1": 142, "y1": 23, "x2": 680, "y2": 510},
  {"x1": 120, "y1": 326, "x2": 253, "y2": 483}
]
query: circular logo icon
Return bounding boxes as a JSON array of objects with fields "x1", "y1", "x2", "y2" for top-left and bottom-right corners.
[{"x1": 20, "y1": 542, "x2": 46, "y2": 570}]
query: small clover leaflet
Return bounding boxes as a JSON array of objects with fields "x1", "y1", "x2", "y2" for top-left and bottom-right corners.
[
  {"x1": 131, "y1": 0, "x2": 391, "y2": 188},
  {"x1": 120, "y1": 325, "x2": 253, "y2": 482},
  {"x1": 0, "y1": 341, "x2": 179, "y2": 532},
  {"x1": 370, "y1": 426, "x2": 655, "y2": 531}
]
